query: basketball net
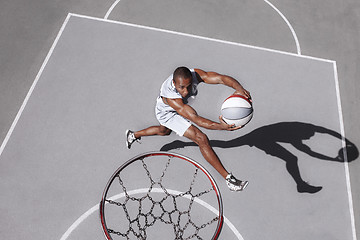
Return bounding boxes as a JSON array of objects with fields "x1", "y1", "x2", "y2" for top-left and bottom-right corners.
[{"x1": 100, "y1": 152, "x2": 223, "y2": 239}]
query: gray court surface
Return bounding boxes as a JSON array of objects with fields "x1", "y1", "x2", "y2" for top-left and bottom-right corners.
[{"x1": 0, "y1": 14, "x2": 356, "y2": 239}]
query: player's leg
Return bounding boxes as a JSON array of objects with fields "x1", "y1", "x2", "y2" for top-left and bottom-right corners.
[
  {"x1": 183, "y1": 125, "x2": 248, "y2": 191},
  {"x1": 126, "y1": 125, "x2": 171, "y2": 149},
  {"x1": 134, "y1": 125, "x2": 171, "y2": 138},
  {"x1": 126, "y1": 96, "x2": 175, "y2": 149},
  {"x1": 183, "y1": 125, "x2": 228, "y2": 178}
]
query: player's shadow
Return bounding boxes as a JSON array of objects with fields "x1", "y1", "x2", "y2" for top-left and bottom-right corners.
[{"x1": 160, "y1": 122, "x2": 359, "y2": 194}]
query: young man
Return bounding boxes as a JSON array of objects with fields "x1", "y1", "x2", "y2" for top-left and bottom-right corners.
[{"x1": 126, "y1": 67, "x2": 251, "y2": 191}]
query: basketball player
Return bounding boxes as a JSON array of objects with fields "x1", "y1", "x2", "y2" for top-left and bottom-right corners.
[{"x1": 126, "y1": 67, "x2": 251, "y2": 191}]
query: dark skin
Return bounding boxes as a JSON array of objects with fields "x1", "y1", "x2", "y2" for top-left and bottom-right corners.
[{"x1": 134, "y1": 68, "x2": 251, "y2": 179}]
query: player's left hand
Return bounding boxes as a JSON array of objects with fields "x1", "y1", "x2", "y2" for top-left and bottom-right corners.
[{"x1": 233, "y1": 87, "x2": 252, "y2": 102}]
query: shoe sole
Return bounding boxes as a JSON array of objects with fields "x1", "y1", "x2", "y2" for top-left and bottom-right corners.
[
  {"x1": 241, "y1": 181, "x2": 249, "y2": 191},
  {"x1": 227, "y1": 180, "x2": 249, "y2": 192},
  {"x1": 125, "y1": 130, "x2": 131, "y2": 149}
]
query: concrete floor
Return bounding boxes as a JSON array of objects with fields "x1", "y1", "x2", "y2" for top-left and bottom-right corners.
[{"x1": 1, "y1": 0, "x2": 359, "y2": 239}]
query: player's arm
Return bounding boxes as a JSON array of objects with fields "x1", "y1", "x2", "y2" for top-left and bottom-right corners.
[
  {"x1": 194, "y1": 68, "x2": 251, "y2": 100},
  {"x1": 164, "y1": 97, "x2": 240, "y2": 131}
]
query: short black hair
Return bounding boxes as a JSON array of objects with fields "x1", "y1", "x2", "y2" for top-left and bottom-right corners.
[{"x1": 173, "y1": 66, "x2": 192, "y2": 83}]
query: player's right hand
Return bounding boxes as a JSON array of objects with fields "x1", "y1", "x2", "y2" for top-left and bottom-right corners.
[{"x1": 219, "y1": 116, "x2": 243, "y2": 131}]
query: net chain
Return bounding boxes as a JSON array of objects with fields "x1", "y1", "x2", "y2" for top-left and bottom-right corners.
[{"x1": 105, "y1": 156, "x2": 217, "y2": 239}]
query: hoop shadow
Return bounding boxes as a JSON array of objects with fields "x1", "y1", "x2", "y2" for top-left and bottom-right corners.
[{"x1": 160, "y1": 122, "x2": 359, "y2": 194}]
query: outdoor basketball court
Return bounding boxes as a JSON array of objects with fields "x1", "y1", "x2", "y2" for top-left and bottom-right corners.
[{"x1": 0, "y1": 9, "x2": 356, "y2": 240}]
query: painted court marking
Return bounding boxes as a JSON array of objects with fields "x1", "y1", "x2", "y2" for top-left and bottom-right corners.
[
  {"x1": 60, "y1": 188, "x2": 244, "y2": 239},
  {"x1": 333, "y1": 63, "x2": 357, "y2": 240},
  {"x1": 0, "y1": 11, "x2": 335, "y2": 159},
  {"x1": 0, "y1": 13, "x2": 72, "y2": 157},
  {"x1": 104, "y1": 0, "x2": 301, "y2": 54},
  {"x1": 262, "y1": 0, "x2": 301, "y2": 54},
  {"x1": 0, "y1": 12, "x2": 356, "y2": 240},
  {"x1": 104, "y1": 0, "x2": 121, "y2": 20}
]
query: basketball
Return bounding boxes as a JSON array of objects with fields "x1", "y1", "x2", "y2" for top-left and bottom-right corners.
[{"x1": 221, "y1": 95, "x2": 253, "y2": 128}]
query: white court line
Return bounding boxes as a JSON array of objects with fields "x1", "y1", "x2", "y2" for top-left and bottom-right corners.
[
  {"x1": 104, "y1": 0, "x2": 121, "y2": 20},
  {"x1": 0, "y1": 12, "x2": 354, "y2": 240},
  {"x1": 60, "y1": 188, "x2": 245, "y2": 240},
  {"x1": 333, "y1": 63, "x2": 357, "y2": 240},
  {"x1": 103, "y1": 0, "x2": 301, "y2": 54},
  {"x1": 0, "y1": 14, "x2": 72, "y2": 158},
  {"x1": 263, "y1": 0, "x2": 301, "y2": 55},
  {"x1": 0, "y1": 7, "x2": 336, "y2": 158},
  {"x1": 72, "y1": 13, "x2": 333, "y2": 63}
]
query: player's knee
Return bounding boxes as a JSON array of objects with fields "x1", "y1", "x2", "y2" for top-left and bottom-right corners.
[
  {"x1": 164, "y1": 129, "x2": 171, "y2": 136},
  {"x1": 159, "y1": 128, "x2": 171, "y2": 136},
  {"x1": 194, "y1": 131, "x2": 209, "y2": 146}
]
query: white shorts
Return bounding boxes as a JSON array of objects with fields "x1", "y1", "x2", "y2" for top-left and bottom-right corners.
[{"x1": 155, "y1": 97, "x2": 191, "y2": 136}]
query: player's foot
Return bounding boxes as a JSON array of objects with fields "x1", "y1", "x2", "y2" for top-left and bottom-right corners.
[
  {"x1": 297, "y1": 182, "x2": 322, "y2": 194},
  {"x1": 226, "y1": 173, "x2": 248, "y2": 192},
  {"x1": 125, "y1": 130, "x2": 141, "y2": 149}
]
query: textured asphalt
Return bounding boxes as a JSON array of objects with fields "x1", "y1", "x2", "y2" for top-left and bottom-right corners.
[{"x1": 0, "y1": 1, "x2": 359, "y2": 239}]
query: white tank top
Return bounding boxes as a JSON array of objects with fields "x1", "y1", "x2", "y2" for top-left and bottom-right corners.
[{"x1": 156, "y1": 69, "x2": 199, "y2": 113}]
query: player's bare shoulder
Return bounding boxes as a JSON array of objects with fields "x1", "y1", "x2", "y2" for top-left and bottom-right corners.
[{"x1": 193, "y1": 68, "x2": 206, "y2": 83}]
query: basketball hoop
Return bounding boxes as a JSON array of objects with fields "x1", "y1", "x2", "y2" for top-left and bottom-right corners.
[{"x1": 99, "y1": 152, "x2": 223, "y2": 239}]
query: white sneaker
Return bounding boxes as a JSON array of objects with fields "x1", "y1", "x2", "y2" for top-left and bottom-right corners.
[
  {"x1": 226, "y1": 173, "x2": 248, "y2": 192},
  {"x1": 125, "y1": 130, "x2": 141, "y2": 149}
]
